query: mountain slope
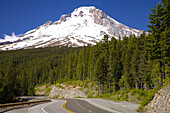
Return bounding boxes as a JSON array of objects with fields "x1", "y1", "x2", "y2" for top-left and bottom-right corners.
[{"x1": 0, "y1": 6, "x2": 144, "y2": 51}]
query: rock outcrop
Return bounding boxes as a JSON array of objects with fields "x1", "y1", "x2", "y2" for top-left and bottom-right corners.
[
  {"x1": 143, "y1": 85, "x2": 170, "y2": 113},
  {"x1": 90, "y1": 8, "x2": 107, "y2": 25},
  {"x1": 49, "y1": 84, "x2": 87, "y2": 98}
]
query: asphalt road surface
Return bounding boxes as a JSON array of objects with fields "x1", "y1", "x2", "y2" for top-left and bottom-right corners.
[
  {"x1": 3, "y1": 100, "x2": 69, "y2": 113},
  {"x1": 42, "y1": 100, "x2": 69, "y2": 113},
  {"x1": 65, "y1": 99, "x2": 113, "y2": 113},
  {"x1": 4, "y1": 99, "x2": 139, "y2": 113}
]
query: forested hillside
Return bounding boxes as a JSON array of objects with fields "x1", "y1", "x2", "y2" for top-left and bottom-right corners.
[
  {"x1": 0, "y1": 0, "x2": 169, "y2": 104},
  {"x1": 0, "y1": 47, "x2": 80, "y2": 103}
]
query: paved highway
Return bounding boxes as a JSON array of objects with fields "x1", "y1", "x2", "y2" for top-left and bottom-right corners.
[
  {"x1": 4, "y1": 99, "x2": 113, "y2": 113},
  {"x1": 64, "y1": 99, "x2": 112, "y2": 113},
  {"x1": 4, "y1": 100, "x2": 69, "y2": 113},
  {"x1": 4, "y1": 99, "x2": 139, "y2": 113},
  {"x1": 42, "y1": 100, "x2": 69, "y2": 113}
]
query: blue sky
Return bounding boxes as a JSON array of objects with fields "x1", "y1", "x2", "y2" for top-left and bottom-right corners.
[{"x1": 0, "y1": 0, "x2": 159, "y2": 39}]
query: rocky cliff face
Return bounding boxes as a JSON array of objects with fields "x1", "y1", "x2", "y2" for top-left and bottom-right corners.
[
  {"x1": 143, "y1": 85, "x2": 170, "y2": 113},
  {"x1": 49, "y1": 85, "x2": 87, "y2": 98},
  {"x1": 0, "y1": 6, "x2": 145, "y2": 51}
]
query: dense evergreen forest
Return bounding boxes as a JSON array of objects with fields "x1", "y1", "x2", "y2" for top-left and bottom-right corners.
[
  {"x1": 0, "y1": 0, "x2": 169, "y2": 104},
  {"x1": 0, "y1": 47, "x2": 80, "y2": 103}
]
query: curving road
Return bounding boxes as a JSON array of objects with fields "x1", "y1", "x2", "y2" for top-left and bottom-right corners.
[
  {"x1": 64, "y1": 99, "x2": 112, "y2": 113},
  {"x1": 40, "y1": 99, "x2": 113, "y2": 113},
  {"x1": 4, "y1": 98, "x2": 139, "y2": 113},
  {"x1": 41, "y1": 100, "x2": 69, "y2": 113},
  {"x1": 4, "y1": 100, "x2": 68, "y2": 113}
]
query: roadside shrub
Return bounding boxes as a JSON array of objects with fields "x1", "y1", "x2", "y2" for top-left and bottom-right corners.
[
  {"x1": 45, "y1": 84, "x2": 51, "y2": 88},
  {"x1": 130, "y1": 89, "x2": 136, "y2": 95},
  {"x1": 56, "y1": 84, "x2": 64, "y2": 89},
  {"x1": 85, "y1": 90, "x2": 89, "y2": 94},
  {"x1": 136, "y1": 89, "x2": 145, "y2": 96},
  {"x1": 75, "y1": 96, "x2": 84, "y2": 98},
  {"x1": 46, "y1": 87, "x2": 52, "y2": 95},
  {"x1": 78, "y1": 87, "x2": 83, "y2": 90},
  {"x1": 137, "y1": 89, "x2": 159, "y2": 112},
  {"x1": 124, "y1": 93, "x2": 128, "y2": 100},
  {"x1": 88, "y1": 95, "x2": 94, "y2": 98},
  {"x1": 53, "y1": 95, "x2": 59, "y2": 99}
]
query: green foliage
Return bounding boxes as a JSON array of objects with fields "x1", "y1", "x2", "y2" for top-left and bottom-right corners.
[
  {"x1": 53, "y1": 95, "x2": 59, "y2": 99},
  {"x1": 0, "y1": 47, "x2": 78, "y2": 103},
  {"x1": 74, "y1": 96, "x2": 84, "y2": 98},
  {"x1": 46, "y1": 87, "x2": 52, "y2": 94},
  {"x1": 55, "y1": 84, "x2": 64, "y2": 89},
  {"x1": 137, "y1": 88, "x2": 159, "y2": 112},
  {"x1": 34, "y1": 84, "x2": 52, "y2": 96},
  {"x1": 78, "y1": 88, "x2": 83, "y2": 90}
]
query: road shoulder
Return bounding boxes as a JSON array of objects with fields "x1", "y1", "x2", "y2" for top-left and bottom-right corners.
[{"x1": 79, "y1": 98, "x2": 140, "y2": 113}]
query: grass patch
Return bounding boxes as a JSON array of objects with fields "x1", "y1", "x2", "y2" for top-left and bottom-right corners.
[
  {"x1": 88, "y1": 95, "x2": 94, "y2": 98},
  {"x1": 53, "y1": 95, "x2": 59, "y2": 99},
  {"x1": 34, "y1": 83, "x2": 52, "y2": 96},
  {"x1": 74, "y1": 96, "x2": 84, "y2": 98},
  {"x1": 55, "y1": 84, "x2": 64, "y2": 89},
  {"x1": 45, "y1": 87, "x2": 52, "y2": 95},
  {"x1": 137, "y1": 88, "x2": 159, "y2": 112},
  {"x1": 78, "y1": 87, "x2": 83, "y2": 90}
]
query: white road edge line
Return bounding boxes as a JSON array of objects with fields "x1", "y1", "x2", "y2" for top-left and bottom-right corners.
[{"x1": 42, "y1": 104, "x2": 48, "y2": 113}]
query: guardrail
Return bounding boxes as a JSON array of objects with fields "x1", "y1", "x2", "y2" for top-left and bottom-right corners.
[{"x1": 0, "y1": 99, "x2": 51, "y2": 112}]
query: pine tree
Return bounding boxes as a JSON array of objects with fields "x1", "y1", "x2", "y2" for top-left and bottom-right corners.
[
  {"x1": 95, "y1": 54, "x2": 108, "y2": 94},
  {"x1": 147, "y1": 0, "x2": 170, "y2": 86},
  {"x1": 28, "y1": 71, "x2": 35, "y2": 96},
  {"x1": 0, "y1": 66, "x2": 5, "y2": 103},
  {"x1": 131, "y1": 37, "x2": 140, "y2": 89},
  {"x1": 4, "y1": 59, "x2": 17, "y2": 102},
  {"x1": 20, "y1": 71, "x2": 28, "y2": 95},
  {"x1": 77, "y1": 51, "x2": 83, "y2": 80},
  {"x1": 68, "y1": 50, "x2": 73, "y2": 80},
  {"x1": 49, "y1": 70, "x2": 55, "y2": 84},
  {"x1": 108, "y1": 37, "x2": 117, "y2": 93},
  {"x1": 88, "y1": 47, "x2": 95, "y2": 81},
  {"x1": 160, "y1": 0, "x2": 170, "y2": 82},
  {"x1": 120, "y1": 36, "x2": 133, "y2": 89},
  {"x1": 72, "y1": 50, "x2": 78, "y2": 80},
  {"x1": 113, "y1": 37, "x2": 123, "y2": 91}
]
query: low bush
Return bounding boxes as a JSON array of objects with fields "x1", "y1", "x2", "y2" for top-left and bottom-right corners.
[
  {"x1": 53, "y1": 95, "x2": 59, "y2": 99},
  {"x1": 137, "y1": 88, "x2": 159, "y2": 112},
  {"x1": 55, "y1": 84, "x2": 64, "y2": 89}
]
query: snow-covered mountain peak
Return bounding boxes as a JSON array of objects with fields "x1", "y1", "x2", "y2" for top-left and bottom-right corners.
[
  {"x1": 0, "y1": 6, "x2": 145, "y2": 51},
  {"x1": 54, "y1": 6, "x2": 95, "y2": 24},
  {"x1": 74, "y1": 6, "x2": 96, "y2": 11},
  {"x1": 72, "y1": 6, "x2": 96, "y2": 16}
]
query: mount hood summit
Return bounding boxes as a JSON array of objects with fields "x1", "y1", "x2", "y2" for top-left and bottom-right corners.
[{"x1": 0, "y1": 6, "x2": 144, "y2": 51}]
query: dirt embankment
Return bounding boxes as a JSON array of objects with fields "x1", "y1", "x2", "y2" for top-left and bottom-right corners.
[{"x1": 143, "y1": 85, "x2": 170, "y2": 113}]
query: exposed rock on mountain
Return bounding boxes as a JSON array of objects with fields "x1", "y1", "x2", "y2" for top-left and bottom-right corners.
[{"x1": 0, "y1": 6, "x2": 145, "y2": 51}]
